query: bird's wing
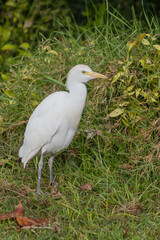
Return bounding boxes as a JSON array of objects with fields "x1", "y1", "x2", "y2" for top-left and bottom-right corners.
[{"x1": 19, "y1": 91, "x2": 68, "y2": 166}]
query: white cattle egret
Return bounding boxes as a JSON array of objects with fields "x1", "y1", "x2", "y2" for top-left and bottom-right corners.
[{"x1": 19, "y1": 64, "x2": 106, "y2": 194}]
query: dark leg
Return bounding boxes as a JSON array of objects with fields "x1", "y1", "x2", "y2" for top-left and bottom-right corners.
[{"x1": 37, "y1": 153, "x2": 44, "y2": 194}]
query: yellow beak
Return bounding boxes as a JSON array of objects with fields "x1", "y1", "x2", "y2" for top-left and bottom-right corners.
[{"x1": 84, "y1": 71, "x2": 107, "y2": 79}]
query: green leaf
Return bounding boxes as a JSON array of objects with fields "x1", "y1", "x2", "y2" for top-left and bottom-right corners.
[
  {"x1": 1, "y1": 73, "x2": 10, "y2": 81},
  {"x1": 109, "y1": 108, "x2": 124, "y2": 118},
  {"x1": 1, "y1": 44, "x2": 16, "y2": 51},
  {"x1": 0, "y1": 55, "x2": 3, "y2": 63},
  {"x1": 47, "y1": 50, "x2": 58, "y2": 55},
  {"x1": 5, "y1": 0, "x2": 16, "y2": 7},
  {"x1": 19, "y1": 42, "x2": 30, "y2": 49},
  {"x1": 112, "y1": 72, "x2": 124, "y2": 83},
  {"x1": 2, "y1": 89, "x2": 15, "y2": 99},
  {"x1": 2, "y1": 29, "x2": 11, "y2": 42}
]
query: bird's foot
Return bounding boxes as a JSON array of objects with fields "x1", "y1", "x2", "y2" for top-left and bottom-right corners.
[
  {"x1": 50, "y1": 181, "x2": 58, "y2": 188},
  {"x1": 37, "y1": 189, "x2": 47, "y2": 195}
]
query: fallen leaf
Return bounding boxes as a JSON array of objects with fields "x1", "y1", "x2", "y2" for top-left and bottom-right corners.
[
  {"x1": 153, "y1": 44, "x2": 160, "y2": 51},
  {"x1": 16, "y1": 216, "x2": 48, "y2": 227},
  {"x1": 0, "y1": 201, "x2": 49, "y2": 228},
  {"x1": 141, "y1": 38, "x2": 150, "y2": 45},
  {"x1": 0, "y1": 211, "x2": 17, "y2": 220},
  {"x1": 50, "y1": 185, "x2": 62, "y2": 198},
  {"x1": 80, "y1": 182, "x2": 93, "y2": 191},
  {"x1": 109, "y1": 108, "x2": 124, "y2": 118},
  {"x1": 0, "y1": 202, "x2": 24, "y2": 220},
  {"x1": 24, "y1": 18, "x2": 33, "y2": 28},
  {"x1": 15, "y1": 201, "x2": 24, "y2": 216}
]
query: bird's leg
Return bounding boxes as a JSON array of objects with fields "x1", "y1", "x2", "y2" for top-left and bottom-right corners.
[
  {"x1": 48, "y1": 156, "x2": 58, "y2": 187},
  {"x1": 37, "y1": 153, "x2": 44, "y2": 194},
  {"x1": 48, "y1": 156, "x2": 54, "y2": 184}
]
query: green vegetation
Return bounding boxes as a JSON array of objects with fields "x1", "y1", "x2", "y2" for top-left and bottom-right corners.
[{"x1": 0, "y1": 2, "x2": 160, "y2": 239}]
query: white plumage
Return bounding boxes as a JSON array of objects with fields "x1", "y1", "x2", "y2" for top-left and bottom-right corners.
[{"x1": 19, "y1": 64, "x2": 106, "y2": 193}]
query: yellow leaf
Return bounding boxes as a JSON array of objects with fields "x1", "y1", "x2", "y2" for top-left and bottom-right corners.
[
  {"x1": 153, "y1": 45, "x2": 160, "y2": 51},
  {"x1": 112, "y1": 72, "x2": 124, "y2": 83},
  {"x1": 127, "y1": 85, "x2": 135, "y2": 91},
  {"x1": 139, "y1": 59, "x2": 145, "y2": 67},
  {"x1": 136, "y1": 33, "x2": 146, "y2": 42},
  {"x1": 109, "y1": 108, "x2": 124, "y2": 118},
  {"x1": 150, "y1": 97, "x2": 157, "y2": 102},
  {"x1": 2, "y1": 89, "x2": 15, "y2": 99},
  {"x1": 9, "y1": 99, "x2": 16, "y2": 105},
  {"x1": 128, "y1": 74, "x2": 135, "y2": 82},
  {"x1": 146, "y1": 57, "x2": 151, "y2": 64},
  {"x1": 1, "y1": 73, "x2": 10, "y2": 81},
  {"x1": 141, "y1": 39, "x2": 150, "y2": 46},
  {"x1": 128, "y1": 91, "x2": 134, "y2": 96},
  {"x1": 127, "y1": 40, "x2": 137, "y2": 54},
  {"x1": 135, "y1": 88, "x2": 141, "y2": 98},
  {"x1": 119, "y1": 102, "x2": 129, "y2": 107},
  {"x1": 47, "y1": 50, "x2": 58, "y2": 55},
  {"x1": 150, "y1": 36, "x2": 156, "y2": 41}
]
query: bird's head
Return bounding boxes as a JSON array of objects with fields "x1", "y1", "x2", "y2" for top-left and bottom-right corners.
[{"x1": 66, "y1": 64, "x2": 106, "y2": 90}]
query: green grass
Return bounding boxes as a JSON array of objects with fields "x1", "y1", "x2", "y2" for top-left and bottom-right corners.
[{"x1": 0, "y1": 9, "x2": 160, "y2": 239}]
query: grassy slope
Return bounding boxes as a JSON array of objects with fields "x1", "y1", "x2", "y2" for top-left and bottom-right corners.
[{"x1": 0, "y1": 14, "x2": 160, "y2": 239}]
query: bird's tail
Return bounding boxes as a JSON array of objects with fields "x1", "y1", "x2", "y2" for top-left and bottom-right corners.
[
  {"x1": 19, "y1": 145, "x2": 39, "y2": 169},
  {"x1": 19, "y1": 145, "x2": 27, "y2": 168},
  {"x1": 19, "y1": 145, "x2": 24, "y2": 158}
]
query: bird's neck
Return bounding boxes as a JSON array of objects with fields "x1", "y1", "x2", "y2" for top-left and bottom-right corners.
[{"x1": 68, "y1": 82, "x2": 87, "y2": 102}]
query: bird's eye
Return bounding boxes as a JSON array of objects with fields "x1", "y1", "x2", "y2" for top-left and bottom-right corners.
[{"x1": 82, "y1": 70, "x2": 86, "y2": 74}]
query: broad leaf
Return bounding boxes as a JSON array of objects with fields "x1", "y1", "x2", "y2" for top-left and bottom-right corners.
[{"x1": 109, "y1": 108, "x2": 124, "y2": 118}]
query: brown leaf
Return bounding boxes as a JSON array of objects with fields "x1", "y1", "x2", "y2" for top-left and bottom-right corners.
[
  {"x1": 0, "y1": 211, "x2": 17, "y2": 220},
  {"x1": 15, "y1": 201, "x2": 24, "y2": 216},
  {"x1": 0, "y1": 202, "x2": 24, "y2": 220},
  {"x1": 80, "y1": 182, "x2": 93, "y2": 191},
  {"x1": 24, "y1": 18, "x2": 33, "y2": 28},
  {"x1": 50, "y1": 187, "x2": 62, "y2": 199},
  {"x1": 16, "y1": 216, "x2": 49, "y2": 227},
  {"x1": 0, "y1": 201, "x2": 49, "y2": 228}
]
